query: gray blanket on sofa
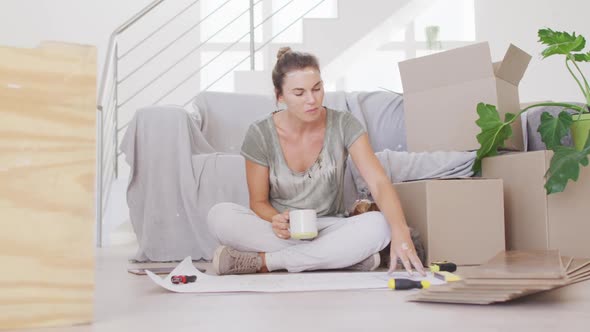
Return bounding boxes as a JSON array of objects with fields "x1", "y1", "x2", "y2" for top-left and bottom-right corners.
[
  {"x1": 343, "y1": 150, "x2": 476, "y2": 209},
  {"x1": 121, "y1": 93, "x2": 475, "y2": 262},
  {"x1": 121, "y1": 106, "x2": 221, "y2": 262}
]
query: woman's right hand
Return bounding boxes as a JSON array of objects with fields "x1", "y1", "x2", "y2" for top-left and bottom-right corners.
[{"x1": 271, "y1": 210, "x2": 291, "y2": 239}]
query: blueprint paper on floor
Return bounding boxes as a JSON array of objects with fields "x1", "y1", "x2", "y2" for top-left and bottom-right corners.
[{"x1": 146, "y1": 256, "x2": 445, "y2": 293}]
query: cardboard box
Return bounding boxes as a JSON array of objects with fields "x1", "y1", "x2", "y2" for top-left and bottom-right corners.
[
  {"x1": 399, "y1": 42, "x2": 531, "y2": 152},
  {"x1": 394, "y1": 179, "x2": 505, "y2": 265},
  {"x1": 482, "y1": 151, "x2": 590, "y2": 258}
]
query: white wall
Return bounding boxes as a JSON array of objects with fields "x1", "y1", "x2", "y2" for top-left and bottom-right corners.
[
  {"x1": 323, "y1": 0, "x2": 475, "y2": 92},
  {"x1": 0, "y1": 0, "x2": 153, "y2": 81},
  {"x1": 474, "y1": 0, "x2": 590, "y2": 103},
  {"x1": 0, "y1": 0, "x2": 217, "y2": 124},
  {"x1": 2, "y1": 0, "x2": 590, "y2": 103},
  {"x1": 0, "y1": 0, "x2": 338, "y2": 112}
]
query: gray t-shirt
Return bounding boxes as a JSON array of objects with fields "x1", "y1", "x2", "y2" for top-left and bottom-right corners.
[{"x1": 241, "y1": 108, "x2": 365, "y2": 217}]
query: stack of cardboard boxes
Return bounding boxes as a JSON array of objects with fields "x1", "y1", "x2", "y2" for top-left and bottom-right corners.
[{"x1": 395, "y1": 42, "x2": 589, "y2": 265}]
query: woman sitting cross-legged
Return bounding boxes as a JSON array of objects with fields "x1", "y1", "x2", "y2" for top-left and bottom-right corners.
[{"x1": 207, "y1": 47, "x2": 425, "y2": 276}]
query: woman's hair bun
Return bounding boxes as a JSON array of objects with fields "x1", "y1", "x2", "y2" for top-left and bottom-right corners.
[{"x1": 276, "y1": 47, "x2": 292, "y2": 60}]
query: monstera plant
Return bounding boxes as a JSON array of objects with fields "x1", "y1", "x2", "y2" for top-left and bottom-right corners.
[{"x1": 473, "y1": 28, "x2": 590, "y2": 194}]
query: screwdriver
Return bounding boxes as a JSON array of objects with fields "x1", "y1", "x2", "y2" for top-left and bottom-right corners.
[
  {"x1": 388, "y1": 278, "x2": 431, "y2": 290},
  {"x1": 171, "y1": 275, "x2": 197, "y2": 284},
  {"x1": 429, "y1": 261, "x2": 457, "y2": 273}
]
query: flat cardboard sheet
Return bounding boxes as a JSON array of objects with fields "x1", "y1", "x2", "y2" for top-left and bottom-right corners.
[
  {"x1": 146, "y1": 257, "x2": 444, "y2": 293},
  {"x1": 408, "y1": 250, "x2": 574, "y2": 305},
  {"x1": 464, "y1": 250, "x2": 565, "y2": 279},
  {"x1": 567, "y1": 259, "x2": 590, "y2": 275},
  {"x1": 563, "y1": 256, "x2": 574, "y2": 271},
  {"x1": 568, "y1": 263, "x2": 590, "y2": 279}
]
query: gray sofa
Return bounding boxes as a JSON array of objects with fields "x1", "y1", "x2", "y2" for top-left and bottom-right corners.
[
  {"x1": 120, "y1": 90, "x2": 566, "y2": 262},
  {"x1": 121, "y1": 91, "x2": 408, "y2": 262}
]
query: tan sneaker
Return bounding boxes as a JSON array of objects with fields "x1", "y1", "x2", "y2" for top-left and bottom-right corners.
[
  {"x1": 347, "y1": 252, "x2": 381, "y2": 271},
  {"x1": 212, "y1": 245, "x2": 263, "y2": 275}
]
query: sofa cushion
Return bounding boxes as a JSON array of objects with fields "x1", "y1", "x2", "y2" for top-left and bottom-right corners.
[
  {"x1": 351, "y1": 91, "x2": 407, "y2": 153},
  {"x1": 192, "y1": 91, "x2": 356, "y2": 153},
  {"x1": 191, "y1": 90, "x2": 407, "y2": 154},
  {"x1": 192, "y1": 91, "x2": 275, "y2": 153}
]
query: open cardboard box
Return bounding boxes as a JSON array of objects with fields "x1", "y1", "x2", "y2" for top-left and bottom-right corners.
[
  {"x1": 482, "y1": 151, "x2": 590, "y2": 258},
  {"x1": 399, "y1": 42, "x2": 531, "y2": 152},
  {"x1": 394, "y1": 178, "x2": 505, "y2": 265}
]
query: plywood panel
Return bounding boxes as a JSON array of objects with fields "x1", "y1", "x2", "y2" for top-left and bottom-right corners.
[{"x1": 0, "y1": 42, "x2": 96, "y2": 329}]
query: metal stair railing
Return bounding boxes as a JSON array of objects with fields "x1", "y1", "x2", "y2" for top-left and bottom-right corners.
[
  {"x1": 96, "y1": 0, "x2": 167, "y2": 248},
  {"x1": 96, "y1": 0, "x2": 327, "y2": 247},
  {"x1": 153, "y1": 0, "x2": 296, "y2": 107},
  {"x1": 118, "y1": 0, "x2": 265, "y2": 110}
]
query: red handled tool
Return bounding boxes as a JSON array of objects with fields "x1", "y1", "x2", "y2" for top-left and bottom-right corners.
[{"x1": 171, "y1": 275, "x2": 197, "y2": 284}]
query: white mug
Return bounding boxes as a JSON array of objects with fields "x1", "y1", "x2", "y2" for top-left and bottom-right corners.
[{"x1": 289, "y1": 209, "x2": 318, "y2": 240}]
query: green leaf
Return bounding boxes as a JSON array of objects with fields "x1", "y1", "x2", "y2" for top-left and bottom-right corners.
[
  {"x1": 545, "y1": 135, "x2": 590, "y2": 194},
  {"x1": 537, "y1": 111, "x2": 574, "y2": 150},
  {"x1": 573, "y1": 51, "x2": 590, "y2": 62},
  {"x1": 473, "y1": 103, "x2": 516, "y2": 173},
  {"x1": 538, "y1": 28, "x2": 586, "y2": 58}
]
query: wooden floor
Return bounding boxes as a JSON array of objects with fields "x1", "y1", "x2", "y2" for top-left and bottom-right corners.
[{"x1": 17, "y1": 244, "x2": 590, "y2": 332}]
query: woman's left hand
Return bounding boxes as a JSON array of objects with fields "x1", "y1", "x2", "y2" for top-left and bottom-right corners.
[{"x1": 389, "y1": 225, "x2": 426, "y2": 276}]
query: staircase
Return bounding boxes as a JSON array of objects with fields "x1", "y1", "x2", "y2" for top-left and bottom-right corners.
[{"x1": 235, "y1": 0, "x2": 413, "y2": 94}]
